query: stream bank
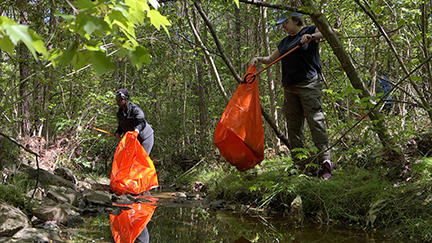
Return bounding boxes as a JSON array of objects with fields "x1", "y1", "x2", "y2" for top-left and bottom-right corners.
[{"x1": 1, "y1": 135, "x2": 432, "y2": 242}]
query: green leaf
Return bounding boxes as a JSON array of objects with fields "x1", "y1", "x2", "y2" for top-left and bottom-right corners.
[
  {"x1": 130, "y1": 46, "x2": 149, "y2": 68},
  {"x1": 0, "y1": 35, "x2": 14, "y2": 54},
  {"x1": 147, "y1": 9, "x2": 171, "y2": 33},
  {"x1": 2, "y1": 22, "x2": 47, "y2": 60},
  {"x1": 47, "y1": 48, "x2": 62, "y2": 67},
  {"x1": 121, "y1": 38, "x2": 138, "y2": 50},
  {"x1": 58, "y1": 46, "x2": 77, "y2": 65},
  {"x1": 106, "y1": 10, "x2": 136, "y2": 39},
  {"x1": 77, "y1": 14, "x2": 110, "y2": 38},
  {"x1": 76, "y1": 0, "x2": 96, "y2": 10},
  {"x1": 125, "y1": 0, "x2": 148, "y2": 25},
  {"x1": 106, "y1": 10, "x2": 129, "y2": 27},
  {"x1": 5, "y1": 24, "x2": 33, "y2": 45},
  {"x1": 116, "y1": 47, "x2": 129, "y2": 58},
  {"x1": 89, "y1": 51, "x2": 114, "y2": 76},
  {"x1": 72, "y1": 50, "x2": 91, "y2": 70},
  {"x1": 29, "y1": 30, "x2": 47, "y2": 58}
]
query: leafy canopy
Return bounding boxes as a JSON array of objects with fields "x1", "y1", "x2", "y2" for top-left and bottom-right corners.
[
  {"x1": 0, "y1": 0, "x2": 171, "y2": 75},
  {"x1": 0, "y1": 17, "x2": 48, "y2": 60}
]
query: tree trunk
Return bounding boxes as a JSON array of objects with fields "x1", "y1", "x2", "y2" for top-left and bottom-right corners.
[
  {"x1": 42, "y1": 72, "x2": 52, "y2": 142},
  {"x1": 192, "y1": 6, "x2": 208, "y2": 157},
  {"x1": 33, "y1": 63, "x2": 43, "y2": 137},
  {"x1": 18, "y1": 42, "x2": 31, "y2": 137},
  {"x1": 303, "y1": 4, "x2": 393, "y2": 147},
  {"x1": 234, "y1": 6, "x2": 241, "y2": 69},
  {"x1": 421, "y1": 3, "x2": 432, "y2": 92},
  {"x1": 260, "y1": 6, "x2": 280, "y2": 153}
]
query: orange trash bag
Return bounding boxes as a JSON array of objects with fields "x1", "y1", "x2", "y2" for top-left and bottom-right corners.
[
  {"x1": 110, "y1": 197, "x2": 157, "y2": 243},
  {"x1": 110, "y1": 131, "x2": 158, "y2": 195},
  {"x1": 214, "y1": 65, "x2": 264, "y2": 171}
]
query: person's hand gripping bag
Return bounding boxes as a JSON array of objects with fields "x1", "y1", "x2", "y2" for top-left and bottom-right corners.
[
  {"x1": 110, "y1": 131, "x2": 158, "y2": 195},
  {"x1": 214, "y1": 65, "x2": 264, "y2": 171}
]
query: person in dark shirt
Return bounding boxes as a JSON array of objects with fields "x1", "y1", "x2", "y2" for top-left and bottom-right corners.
[
  {"x1": 250, "y1": 12, "x2": 339, "y2": 179},
  {"x1": 115, "y1": 88, "x2": 154, "y2": 155}
]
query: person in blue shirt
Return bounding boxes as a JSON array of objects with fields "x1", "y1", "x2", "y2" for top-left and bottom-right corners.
[
  {"x1": 250, "y1": 12, "x2": 339, "y2": 179},
  {"x1": 377, "y1": 72, "x2": 393, "y2": 113},
  {"x1": 367, "y1": 69, "x2": 393, "y2": 114}
]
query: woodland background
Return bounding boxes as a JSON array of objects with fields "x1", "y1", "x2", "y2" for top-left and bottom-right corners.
[
  {"x1": 1, "y1": 0, "x2": 432, "y2": 241},
  {"x1": 0, "y1": 0, "x2": 432, "y2": 205}
]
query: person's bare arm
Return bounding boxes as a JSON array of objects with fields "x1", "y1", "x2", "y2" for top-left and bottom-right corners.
[
  {"x1": 250, "y1": 48, "x2": 280, "y2": 66},
  {"x1": 300, "y1": 28, "x2": 340, "y2": 44}
]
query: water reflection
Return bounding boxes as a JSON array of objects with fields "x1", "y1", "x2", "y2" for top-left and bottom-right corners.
[
  {"x1": 103, "y1": 192, "x2": 402, "y2": 243},
  {"x1": 109, "y1": 196, "x2": 157, "y2": 243}
]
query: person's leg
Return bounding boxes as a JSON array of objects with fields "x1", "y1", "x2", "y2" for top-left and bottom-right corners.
[
  {"x1": 296, "y1": 76, "x2": 330, "y2": 161},
  {"x1": 134, "y1": 226, "x2": 149, "y2": 243},
  {"x1": 141, "y1": 134, "x2": 154, "y2": 155},
  {"x1": 295, "y1": 76, "x2": 331, "y2": 179},
  {"x1": 282, "y1": 87, "x2": 305, "y2": 162}
]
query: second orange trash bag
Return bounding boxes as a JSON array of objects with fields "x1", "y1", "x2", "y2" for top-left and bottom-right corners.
[
  {"x1": 110, "y1": 131, "x2": 158, "y2": 195},
  {"x1": 214, "y1": 65, "x2": 264, "y2": 171}
]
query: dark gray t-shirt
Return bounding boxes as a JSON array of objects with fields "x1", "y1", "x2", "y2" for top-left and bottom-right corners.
[{"x1": 277, "y1": 26, "x2": 321, "y2": 86}]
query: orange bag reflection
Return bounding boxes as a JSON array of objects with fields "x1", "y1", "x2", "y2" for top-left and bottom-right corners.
[
  {"x1": 110, "y1": 131, "x2": 158, "y2": 195},
  {"x1": 214, "y1": 65, "x2": 264, "y2": 171},
  {"x1": 110, "y1": 197, "x2": 157, "y2": 243}
]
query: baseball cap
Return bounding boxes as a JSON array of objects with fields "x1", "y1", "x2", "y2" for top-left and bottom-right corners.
[
  {"x1": 276, "y1": 11, "x2": 303, "y2": 25},
  {"x1": 116, "y1": 88, "x2": 129, "y2": 100}
]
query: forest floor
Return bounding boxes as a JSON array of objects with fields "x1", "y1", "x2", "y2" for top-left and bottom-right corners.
[{"x1": 3, "y1": 134, "x2": 432, "y2": 243}]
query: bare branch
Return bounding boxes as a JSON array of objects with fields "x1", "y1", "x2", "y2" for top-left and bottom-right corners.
[
  {"x1": 194, "y1": 2, "x2": 291, "y2": 147},
  {"x1": 0, "y1": 132, "x2": 39, "y2": 157}
]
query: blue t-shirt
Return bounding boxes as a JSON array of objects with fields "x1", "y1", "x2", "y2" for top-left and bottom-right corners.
[
  {"x1": 377, "y1": 73, "x2": 392, "y2": 105},
  {"x1": 277, "y1": 26, "x2": 321, "y2": 86}
]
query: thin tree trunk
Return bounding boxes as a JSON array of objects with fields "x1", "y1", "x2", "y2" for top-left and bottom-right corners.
[
  {"x1": 33, "y1": 63, "x2": 43, "y2": 136},
  {"x1": 192, "y1": 6, "x2": 208, "y2": 157},
  {"x1": 260, "y1": 6, "x2": 280, "y2": 153},
  {"x1": 43, "y1": 73, "x2": 52, "y2": 142},
  {"x1": 18, "y1": 42, "x2": 31, "y2": 137},
  {"x1": 421, "y1": 3, "x2": 432, "y2": 92},
  {"x1": 187, "y1": 4, "x2": 228, "y2": 102},
  {"x1": 194, "y1": 2, "x2": 291, "y2": 147},
  {"x1": 234, "y1": 6, "x2": 241, "y2": 69},
  {"x1": 17, "y1": 0, "x2": 32, "y2": 138},
  {"x1": 301, "y1": 2, "x2": 393, "y2": 147}
]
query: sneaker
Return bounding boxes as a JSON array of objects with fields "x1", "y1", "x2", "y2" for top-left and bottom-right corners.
[{"x1": 321, "y1": 160, "x2": 332, "y2": 180}]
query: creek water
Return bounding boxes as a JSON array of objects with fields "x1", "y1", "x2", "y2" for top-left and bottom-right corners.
[{"x1": 66, "y1": 191, "x2": 404, "y2": 243}]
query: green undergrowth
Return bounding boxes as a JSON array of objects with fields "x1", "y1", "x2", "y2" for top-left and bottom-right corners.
[{"x1": 178, "y1": 156, "x2": 432, "y2": 242}]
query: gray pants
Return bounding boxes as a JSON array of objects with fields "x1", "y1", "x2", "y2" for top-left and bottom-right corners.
[
  {"x1": 282, "y1": 75, "x2": 330, "y2": 162},
  {"x1": 134, "y1": 226, "x2": 149, "y2": 243},
  {"x1": 141, "y1": 134, "x2": 154, "y2": 155}
]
